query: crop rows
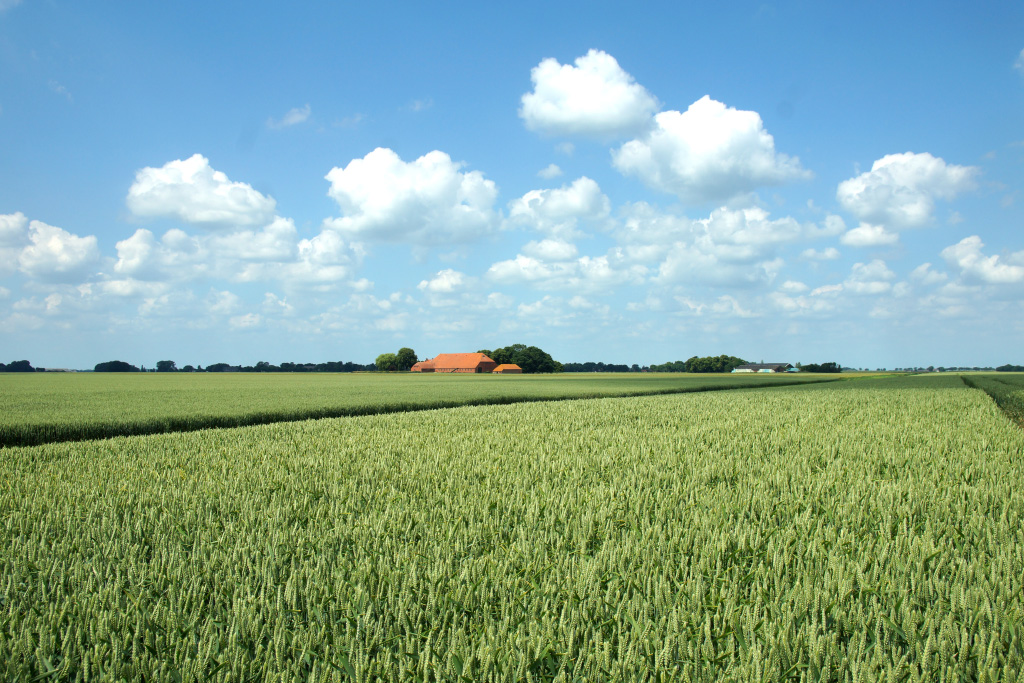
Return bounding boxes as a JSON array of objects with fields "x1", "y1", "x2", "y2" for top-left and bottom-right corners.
[
  {"x1": 2, "y1": 375, "x2": 1022, "y2": 681},
  {"x1": 0, "y1": 372, "x2": 836, "y2": 448},
  {"x1": 962, "y1": 373, "x2": 1024, "y2": 428}
]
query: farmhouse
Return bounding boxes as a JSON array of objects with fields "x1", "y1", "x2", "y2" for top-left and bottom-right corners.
[
  {"x1": 411, "y1": 353, "x2": 497, "y2": 374},
  {"x1": 493, "y1": 364, "x2": 522, "y2": 374},
  {"x1": 732, "y1": 363, "x2": 795, "y2": 373}
]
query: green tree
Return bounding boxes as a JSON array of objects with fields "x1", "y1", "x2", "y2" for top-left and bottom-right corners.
[
  {"x1": 489, "y1": 344, "x2": 560, "y2": 373},
  {"x1": 396, "y1": 348, "x2": 418, "y2": 371},
  {"x1": 375, "y1": 353, "x2": 399, "y2": 372},
  {"x1": 156, "y1": 360, "x2": 177, "y2": 372}
]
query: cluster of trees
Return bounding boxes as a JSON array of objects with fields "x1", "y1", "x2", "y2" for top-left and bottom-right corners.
[
  {"x1": 374, "y1": 348, "x2": 418, "y2": 372},
  {"x1": 997, "y1": 364, "x2": 1024, "y2": 372},
  {"x1": 478, "y1": 344, "x2": 562, "y2": 374},
  {"x1": 96, "y1": 360, "x2": 374, "y2": 373},
  {"x1": 0, "y1": 360, "x2": 39, "y2": 372},
  {"x1": 798, "y1": 362, "x2": 841, "y2": 373},
  {"x1": 649, "y1": 355, "x2": 747, "y2": 373},
  {"x1": 563, "y1": 362, "x2": 641, "y2": 373}
]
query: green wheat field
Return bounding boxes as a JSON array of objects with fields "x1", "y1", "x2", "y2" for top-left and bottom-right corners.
[{"x1": 2, "y1": 373, "x2": 1023, "y2": 681}]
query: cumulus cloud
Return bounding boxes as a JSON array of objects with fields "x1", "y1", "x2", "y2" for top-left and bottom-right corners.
[
  {"x1": 538, "y1": 163, "x2": 563, "y2": 179},
  {"x1": 519, "y1": 49, "x2": 659, "y2": 139},
  {"x1": 418, "y1": 268, "x2": 467, "y2": 293},
  {"x1": 127, "y1": 154, "x2": 277, "y2": 228},
  {"x1": 840, "y1": 223, "x2": 899, "y2": 247},
  {"x1": 113, "y1": 219, "x2": 362, "y2": 288},
  {"x1": 18, "y1": 220, "x2": 100, "y2": 284},
  {"x1": 267, "y1": 104, "x2": 311, "y2": 129},
  {"x1": 801, "y1": 247, "x2": 840, "y2": 261},
  {"x1": 910, "y1": 262, "x2": 948, "y2": 286},
  {"x1": 487, "y1": 253, "x2": 645, "y2": 292},
  {"x1": 507, "y1": 177, "x2": 610, "y2": 239},
  {"x1": 844, "y1": 259, "x2": 896, "y2": 294},
  {"x1": 836, "y1": 152, "x2": 977, "y2": 229},
  {"x1": 324, "y1": 148, "x2": 499, "y2": 245},
  {"x1": 0, "y1": 212, "x2": 29, "y2": 276},
  {"x1": 612, "y1": 96, "x2": 811, "y2": 204},
  {"x1": 941, "y1": 235, "x2": 1024, "y2": 284},
  {"x1": 521, "y1": 239, "x2": 578, "y2": 261}
]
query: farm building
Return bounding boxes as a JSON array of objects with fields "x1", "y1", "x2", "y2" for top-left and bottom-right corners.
[
  {"x1": 493, "y1": 364, "x2": 522, "y2": 374},
  {"x1": 732, "y1": 363, "x2": 795, "y2": 373},
  {"x1": 410, "y1": 353, "x2": 498, "y2": 374}
]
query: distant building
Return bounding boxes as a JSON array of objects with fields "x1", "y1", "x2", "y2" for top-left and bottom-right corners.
[
  {"x1": 410, "y1": 353, "x2": 498, "y2": 374},
  {"x1": 732, "y1": 363, "x2": 794, "y2": 373},
  {"x1": 493, "y1": 364, "x2": 522, "y2": 374}
]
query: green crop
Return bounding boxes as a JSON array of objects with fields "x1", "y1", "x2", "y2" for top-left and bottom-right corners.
[
  {"x1": 1, "y1": 375, "x2": 1022, "y2": 681},
  {"x1": 963, "y1": 373, "x2": 1024, "y2": 428},
  {"x1": 0, "y1": 372, "x2": 836, "y2": 447}
]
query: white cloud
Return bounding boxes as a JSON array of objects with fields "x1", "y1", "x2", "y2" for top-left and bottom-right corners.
[
  {"x1": 113, "y1": 219, "x2": 361, "y2": 288},
  {"x1": 519, "y1": 49, "x2": 659, "y2": 140},
  {"x1": 18, "y1": 220, "x2": 100, "y2": 284},
  {"x1": 0, "y1": 286, "x2": 8, "y2": 299},
  {"x1": 801, "y1": 247, "x2": 840, "y2": 261},
  {"x1": 836, "y1": 152, "x2": 977, "y2": 229},
  {"x1": 487, "y1": 253, "x2": 645, "y2": 292},
  {"x1": 206, "y1": 289, "x2": 241, "y2": 316},
  {"x1": 418, "y1": 268, "x2": 467, "y2": 293},
  {"x1": 909, "y1": 263, "x2": 948, "y2": 286},
  {"x1": 778, "y1": 280, "x2": 809, "y2": 294},
  {"x1": 845, "y1": 259, "x2": 895, "y2": 295},
  {"x1": 323, "y1": 148, "x2": 499, "y2": 245},
  {"x1": 941, "y1": 235, "x2": 1024, "y2": 284},
  {"x1": 612, "y1": 96, "x2": 810, "y2": 204},
  {"x1": 267, "y1": 104, "x2": 311, "y2": 129},
  {"x1": 0, "y1": 212, "x2": 29, "y2": 276},
  {"x1": 127, "y1": 154, "x2": 277, "y2": 228},
  {"x1": 521, "y1": 239, "x2": 578, "y2": 261},
  {"x1": 1015, "y1": 49, "x2": 1024, "y2": 75},
  {"x1": 507, "y1": 177, "x2": 610, "y2": 239},
  {"x1": 840, "y1": 223, "x2": 899, "y2": 247},
  {"x1": 0, "y1": 0, "x2": 23, "y2": 12},
  {"x1": 538, "y1": 163, "x2": 563, "y2": 179}
]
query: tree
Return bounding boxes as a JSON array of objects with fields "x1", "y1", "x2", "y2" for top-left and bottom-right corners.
[
  {"x1": 396, "y1": 347, "x2": 418, "y2": 371},
  {"x1": 3, "y1": 360, "x2": 36, "y2": 372},
  {"x1": 94, "y1": 360, "x2": 140, "y2": 372},
  {"x1": 375, "y1": 353, "x2": 399, "y2": 372},
  {"x1": 156, "y1": 360, "x2": 177, "y2": 372},
  {"x1": 488, "y1": 344, "x2": 561, "y2": 373},
  {"x1": 181, "y1": 365, "x2": 196, "y2": 372}
]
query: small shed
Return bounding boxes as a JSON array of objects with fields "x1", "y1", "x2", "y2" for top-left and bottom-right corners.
[
  {"x1": 410, "y1": 360, "x2": 435, "y2": 372},
  {"x1": 493, "y1": 364, "x2": 522, "y2": 374}
]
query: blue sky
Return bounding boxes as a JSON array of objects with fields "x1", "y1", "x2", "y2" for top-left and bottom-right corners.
[{"x1": 2, "y1": 1, "x2": 1023, "y2": 369}]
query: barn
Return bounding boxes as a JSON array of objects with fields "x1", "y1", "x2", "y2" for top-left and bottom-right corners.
[
  {"x1": 412, "y1": 353, "x2": 497, "y2": 373},
  {"x1": 732, "y1": 363, "x2": 794, "y2": 373},
  {"x1": 493, "y1": 364, "x2": 522, "y2": 374}
]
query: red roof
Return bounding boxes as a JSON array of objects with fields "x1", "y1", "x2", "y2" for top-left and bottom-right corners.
[
  {"x1": 429, "y1": 353, "x2": 496, "y2": 370},
  {"x1": 493, "y1": 364, "x2": 522, "y2": 373}
]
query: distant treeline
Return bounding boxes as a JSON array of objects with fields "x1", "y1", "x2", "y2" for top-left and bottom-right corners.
[
  {"x1": 650, "y1": 355, "x2": 748, "y2": 373},
  {"x1": 997, "y1": 364, "x2": 1024, "y2": 372},
  {"x1": 93, "y1": 360, "x2": 374, "y2": 373},
  {"x1": 562, "y1": 362, "x2": 642, "y2": 372},
  {"x1": 0, "y1": 360, "x2": 40, "y2": 372}
]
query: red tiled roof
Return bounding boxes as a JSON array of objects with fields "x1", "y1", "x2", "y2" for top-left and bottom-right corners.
[
  {"x1": 429, "y1": 353, "x2": 495, "y2": 370},
  {"x1": 493, "y1": 364, "x2": 522, "y2": 373}
]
